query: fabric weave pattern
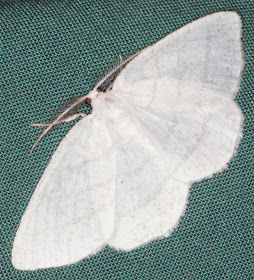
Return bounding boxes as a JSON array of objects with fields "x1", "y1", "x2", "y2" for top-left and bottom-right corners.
[{"x1": 1, "y1": 1, "x2": 253, "y2": 279}]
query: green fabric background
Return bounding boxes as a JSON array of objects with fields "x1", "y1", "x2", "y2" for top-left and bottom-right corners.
[{"x1": 1, "y1": 0, "x2": 253, "y2": 279}]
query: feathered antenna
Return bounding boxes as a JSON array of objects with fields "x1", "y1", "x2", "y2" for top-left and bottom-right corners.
[{"x1": 30, "y1": 51, "x2": 142, "y2": 153}]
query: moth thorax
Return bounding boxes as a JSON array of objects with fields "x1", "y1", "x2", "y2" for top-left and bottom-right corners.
[{"x1": 93, "y1": 94, "x2": 125, "y2": 121}]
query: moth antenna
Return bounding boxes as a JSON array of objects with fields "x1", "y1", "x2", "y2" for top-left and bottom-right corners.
[
  {"x1": 30, "y1": 50, "x2": 142, "y2": 152},
  {"x1": 104, "y1": 52, "x2": 140, "y2": 92},
  {"x1": 95, "y1": 50, "x2": 142, "y2": 90},
  {"x1": 106, "y1": 54, "x2": 125, "y2": 92}
]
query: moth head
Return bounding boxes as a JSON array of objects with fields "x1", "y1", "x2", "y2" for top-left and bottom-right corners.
[{"x1": 85, "y1": 97, "x2": 92, "y2": 106}]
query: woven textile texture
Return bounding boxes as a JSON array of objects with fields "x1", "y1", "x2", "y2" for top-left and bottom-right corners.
[{"x1": 1, "y1": 0, "x2": 253, "y2": 279}]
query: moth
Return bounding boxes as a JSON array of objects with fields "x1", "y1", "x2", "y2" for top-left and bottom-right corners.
[{"x1": 12, "y1": 12, "x2": 244, "y2": 270}]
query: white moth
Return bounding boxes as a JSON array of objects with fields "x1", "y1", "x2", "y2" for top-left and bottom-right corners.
[{"x1": 12, "y1": 12, "x2": 244, "y2": 270}]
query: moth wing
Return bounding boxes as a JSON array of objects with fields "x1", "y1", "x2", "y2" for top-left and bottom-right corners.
[
  {"x1": 12, "y1": 116, "x2": 115, "y2": 270},
  {"x1": 113, "y1": 12, "x2": 243, "y2": 182},
  {"x1": 98, "y1": 96, "x2": 189, "y2": 250}
]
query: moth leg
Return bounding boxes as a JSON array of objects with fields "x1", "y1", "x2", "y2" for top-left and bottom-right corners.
[
  {"x1": 30, "y1": 113, "x2": 87, "y2": 127},
  {"x1": 30, "y1": 52, "x2": 139, "y2": 153},
  {"x1": 30, "y1": 113, "x2": 87, "y2": 153}
]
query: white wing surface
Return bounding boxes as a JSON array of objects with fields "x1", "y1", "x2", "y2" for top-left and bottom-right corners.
[
  {"x1": 93, "y1": 94, "x2": 189, "y2": 251},
  {"x1": 12, "y1": 12, "x2": 244, "y2": 270},
  {"x1": 12, "y1": 116, "x2": 116, "y2": 270},
  {"x1": 113, "y1": 12, "x2": 243, "y2": 182}
]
